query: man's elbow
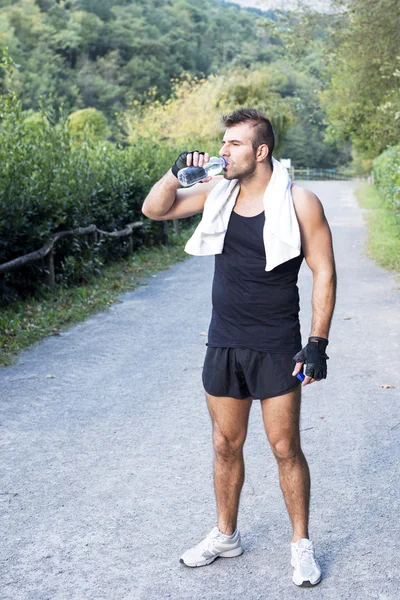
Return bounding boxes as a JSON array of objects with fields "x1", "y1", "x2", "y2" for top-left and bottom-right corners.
[
  {"x1": 141, "y1": 203, "x2": 164, "y2": 221},
  {"x1": 314, "y1": 266, "x2": 336, "y2": 279},
  {"x1": 141, "y1": 204, "x2": 152, "y2": 219},
  {"x1": 314, "y1": 268, "x2": 337, "y2": 291}
]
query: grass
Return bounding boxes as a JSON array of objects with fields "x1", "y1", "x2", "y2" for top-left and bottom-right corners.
[
  {"x1": 356, "y1": 182, "x2": 400, "y2": 273},
  {"x1": 0, "y1": 230, "x2": 191, "y2": 367}
]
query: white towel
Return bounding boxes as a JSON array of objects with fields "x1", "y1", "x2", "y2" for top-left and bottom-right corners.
[{"x1": 184, "y1": 157, "x2": 301, "y2": 271}]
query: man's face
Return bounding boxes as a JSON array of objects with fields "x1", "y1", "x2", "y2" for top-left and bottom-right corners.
[{"x1": 219, "y1": 122, "x2": 258, "y2": 181}]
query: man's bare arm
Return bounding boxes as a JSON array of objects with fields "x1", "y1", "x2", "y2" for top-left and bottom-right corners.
[
  {"x1": 142, "y1": 150, "x2": 222, "y2": 221},
  {"x1": 292, "y1": 184, "x2": 337, "y2": 339},
  {"x1": 141, "y1": 169, "x2": 220, "y2": 221}
]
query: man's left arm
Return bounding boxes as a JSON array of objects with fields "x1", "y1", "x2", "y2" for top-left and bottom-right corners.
[{"x1": 291, "y1": 184, "x2": 337, "y2": 385}]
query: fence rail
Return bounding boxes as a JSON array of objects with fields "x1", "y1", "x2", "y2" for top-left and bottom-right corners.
[
  {"x1": 0, "y1": 221, "x2": 144, "y2": 287},
  {"x1": 291, "y1": 168, "x2": 356, "y2": 181}
]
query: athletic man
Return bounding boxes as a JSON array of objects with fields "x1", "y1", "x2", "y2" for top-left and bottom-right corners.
[{"x1": 142, "y1": 108, "x2": 336, "y2": 587}]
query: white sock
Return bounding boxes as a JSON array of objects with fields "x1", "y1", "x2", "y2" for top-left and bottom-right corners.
[{"x1": 218, "y1": 528, "x2": 236, "y2": 539}]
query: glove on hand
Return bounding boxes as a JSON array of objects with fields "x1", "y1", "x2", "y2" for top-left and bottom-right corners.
[
  {"x1": 171, "y1": 150, "x2": 204, "y2": 178},
  {"x1": 293, "y1": 336, "x2": 329, "y2": 380}
]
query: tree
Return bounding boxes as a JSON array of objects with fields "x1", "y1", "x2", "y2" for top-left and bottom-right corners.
[
  {"x1": 68, "y1": 107, "x2": 110, "y2": 140},
  {"x1": 321, "y1": 0, "x2": 400, "y2": 157},
  {"x1": 122, "y1": 68, "x2": 294, "y2": 155}
]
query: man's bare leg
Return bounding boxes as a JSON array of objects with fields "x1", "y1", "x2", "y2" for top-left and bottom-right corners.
[
  {"x1": 261, "y1": 387, "x2": 310, "y2": 542},
  {"x1": 206, "y1": 393, "x2": 252, "y2": 535}
]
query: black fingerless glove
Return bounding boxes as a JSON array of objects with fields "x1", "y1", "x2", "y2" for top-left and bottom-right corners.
[
  {"x1": 171, "y1": 150, "x2": 204, "y2": 178},
  {"x1": 293, "y1": 336, "x2": 329, "y2": 380}
]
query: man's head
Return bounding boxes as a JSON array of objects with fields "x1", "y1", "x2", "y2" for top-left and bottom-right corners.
[{"x1": 219, "y1": 108, "x2": 275, "y2": 181}]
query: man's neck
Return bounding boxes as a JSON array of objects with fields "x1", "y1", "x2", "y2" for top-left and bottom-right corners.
[{"x1": 239, "y1": 165, "x2": 273, "y2": 199}]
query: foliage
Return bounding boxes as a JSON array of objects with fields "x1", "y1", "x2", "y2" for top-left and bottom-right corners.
[
  {"x1": 0, "y1": 1, "x2": 351, "y2": 168},
  {"x1": 373, "y1": 146, "x2": 400, "y2": 215},
  {"x1": 123, "y1": 59, "x2": 351, "y2": 168},
  {"x1": 0, "y1": 0, "x2": 282, "y2": 118},
  {"x1": 355, "y1": 182, "x2": 400, "y2": 273},
  {"x1": 0, "y1": 1, "x2": 365, "y2": 303},
  {"x1": 241, "y1": 11, "x2": 353, "y2": 168},
  {"x1": 357, "y1": 146, "x2": 400, "y2": 276},
  {"x1": 321, "y1": 0, "x2": 400, "y2": 157},
  {"x1": 267, "y1": 61, "x2": 351, "y2": 167},
  {"x1": 0, "y1": 52, "x2": 179, "y2": 299},
  {"x1": 68, "y1": 107, "x2": 110, "y2": 140},
  {"x1": 123, "y1": 69, "x2": 294, "y2": 156}
]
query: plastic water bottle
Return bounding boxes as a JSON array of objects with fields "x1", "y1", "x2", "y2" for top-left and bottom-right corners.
[{"x1": 177, "y1": 156, "x2": 226, "y2": 187}]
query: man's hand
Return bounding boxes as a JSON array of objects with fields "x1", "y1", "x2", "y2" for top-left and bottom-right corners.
[
  {"x1": 171, "y1": 150, "x2": 211, "y2": 182},
  {"x1": 292, "y1": 337, "x2": 329, "y2": 386}
]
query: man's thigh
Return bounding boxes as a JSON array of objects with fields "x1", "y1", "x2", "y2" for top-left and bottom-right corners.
[
  {"x1": 260, "y1": 387, "x2": 302, "y2": 448},
  {"x1": 206, "y1": 392, "x2": 252, "y2": 443}
]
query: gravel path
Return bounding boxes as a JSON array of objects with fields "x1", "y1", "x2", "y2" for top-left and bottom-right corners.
[{"x1": 1, "y1": 181, "x2": 399, "y2": 600}]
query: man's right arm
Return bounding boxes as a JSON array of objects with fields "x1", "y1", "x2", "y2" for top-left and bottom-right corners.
[
  {"x1": 141, "y1": 169, "x2": 205, "y2": 221},
  {"x1": 141, "y1": 150, "x2": 220, "y2": 221}
]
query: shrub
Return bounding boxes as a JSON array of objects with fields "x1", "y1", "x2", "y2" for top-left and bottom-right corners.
[
  {"x1": 0, "y1": 53, "x2": 179, "y2": 299},
  {"x1": 373, "y1": 146, "x2": 400, "y2": 215},
  {"x1": 68, "y1": 107, "x2": 111, "y2": 141}
]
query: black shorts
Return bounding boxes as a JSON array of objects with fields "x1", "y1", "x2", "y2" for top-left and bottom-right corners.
[{"x1": 202, "y1": 347, "x2": 301, "y2": 400}]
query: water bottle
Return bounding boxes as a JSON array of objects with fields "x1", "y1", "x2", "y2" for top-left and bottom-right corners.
[{"x1": 177, "y1": 156, "x2": 226, "y2": 187}]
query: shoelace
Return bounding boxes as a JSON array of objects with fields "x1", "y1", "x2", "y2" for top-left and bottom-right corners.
[
  {"x1": 198, "y1": 531, "x2": 222, "y2": 551},
  {"x1": 294, "y1": 546, "x2": 316, "y2": 566}
]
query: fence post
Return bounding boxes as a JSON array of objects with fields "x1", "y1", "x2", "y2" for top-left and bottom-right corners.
[
  {"x1": 162, "y1": 221, "x2": 169, "y2": 245},
  {"x1": 172, "y1": 219, "x2": 179, "y2": 235},
  {"x1": 127, "y1": 233, "x2": 133, "y2": 255},
  {"x1": 45, "y1": 248, "x2": 55, "y2": 288},
  {"x1": 91, "y1": 229, "x2": 98, "y2": 244}
]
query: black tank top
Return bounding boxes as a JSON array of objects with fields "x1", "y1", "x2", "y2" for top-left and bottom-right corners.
[{"x1": 207, "y1": 210, "x2": 303, "y2": 353}]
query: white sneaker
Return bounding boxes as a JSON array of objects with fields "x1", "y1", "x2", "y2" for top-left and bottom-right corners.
[
  {"x1": 291, "y1": 538, "x2": 322, "y2": 587},
  {"x1": 180, "y1": 527, "x2": 243, "y2": 567}
]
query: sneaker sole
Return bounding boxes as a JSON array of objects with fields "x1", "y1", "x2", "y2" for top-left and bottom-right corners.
[
  {"x1": 292, "y1": 576, "x2": 322, "y2": 587},
  {"x1": 180, "y1": 547, "x2": 243, "y2": 568},
  {"x1": 291, "y1": 557, "x2": 322, "y2": 587}
]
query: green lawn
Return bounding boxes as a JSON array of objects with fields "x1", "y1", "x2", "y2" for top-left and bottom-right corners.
[{"x1": 356, "y1": 182, "x2": 400, "y2": 273}]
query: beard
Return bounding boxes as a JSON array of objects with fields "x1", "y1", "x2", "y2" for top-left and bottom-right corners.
[{"x1": 223, "y1": 157, "x2": 257, "y2": 182}]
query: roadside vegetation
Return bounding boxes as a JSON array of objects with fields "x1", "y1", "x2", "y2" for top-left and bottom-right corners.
[
  {"x1": 356, "y1": 184, "x2": 400, "y2": 274},
  {"x1": 0, "y1": 0, "x2": 399, "y2": 364},
  {"x1": 356, "y1": 145, "x2": 400, "y2": 274}
]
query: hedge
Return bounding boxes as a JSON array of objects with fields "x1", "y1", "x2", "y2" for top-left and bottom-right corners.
[
  {"x1": 0, "y1": 82, "x2": 180, "y2": 299},
  {"x1": 373, "y1": 145, "x2": 400, "y2": 215}
]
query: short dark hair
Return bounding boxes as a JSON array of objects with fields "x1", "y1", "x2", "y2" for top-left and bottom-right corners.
[{"x1": 221, "y1": 108, "x2": 275, "y2": 164}]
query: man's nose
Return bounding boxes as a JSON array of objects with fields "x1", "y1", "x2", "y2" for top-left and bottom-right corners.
[{"x1": 219, "y1": 144, "x2": 229, "y2": 157}]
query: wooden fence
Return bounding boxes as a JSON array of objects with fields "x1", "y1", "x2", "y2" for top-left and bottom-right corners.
[
  {"x1": 0, "y1": 221, "x2": 144, "y2": 287},
  {"x1": 291, "y1": 168, "x2": 356, "y2": 181}
]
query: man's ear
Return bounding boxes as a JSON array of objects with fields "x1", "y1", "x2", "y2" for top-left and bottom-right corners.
[{"x1": 257, "y1": 144, "x2": 269, "y2": 162}]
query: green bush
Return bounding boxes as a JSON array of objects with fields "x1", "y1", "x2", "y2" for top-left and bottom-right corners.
[
  {"x1": 373, "y1": 146, "x2": 400, "y2": 215},
  {"x1": 68, "y1": 108, "x2": 111, "y2": 141},
  {"x1": 0, "y1": 55, "x2": 181, "y2": 299}
]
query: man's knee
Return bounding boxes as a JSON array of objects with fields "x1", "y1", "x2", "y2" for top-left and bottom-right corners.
[
  {"x1": 213, "y1": 428, "x2": 246, "y2": 461},
  {"x1": 270, "y1": 436, "x2": 301, "y2": 462}
]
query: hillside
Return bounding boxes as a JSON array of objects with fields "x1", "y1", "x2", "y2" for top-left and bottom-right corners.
[
  {"x1": 0, "y1": 0, "x2": 279, "y2": 117},
  {"x1": 226, "y1": 0, "x2": 334, "y2": 11}
]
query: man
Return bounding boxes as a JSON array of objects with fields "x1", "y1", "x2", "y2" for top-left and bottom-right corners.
[{"x1": 142, "y1": 108, "x2": 336, "y2": 587}]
